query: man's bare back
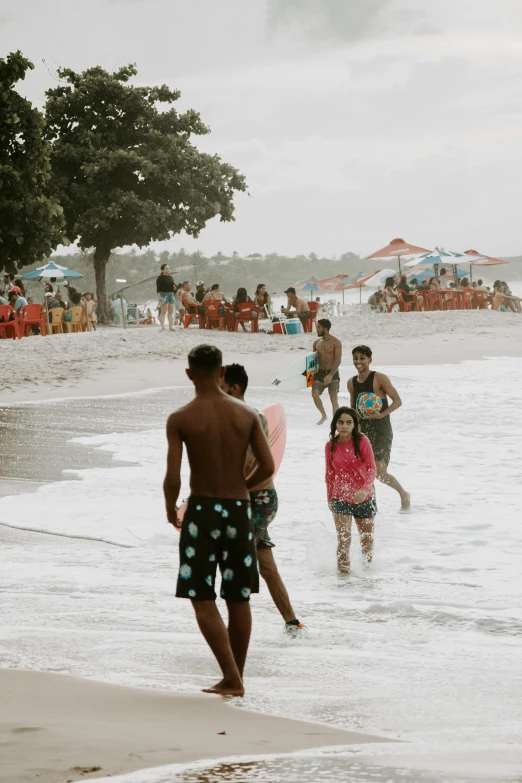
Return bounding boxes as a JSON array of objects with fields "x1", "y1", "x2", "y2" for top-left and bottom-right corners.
[{"x1": 165, "y1": 392, "x2": 274, "y2": 519}]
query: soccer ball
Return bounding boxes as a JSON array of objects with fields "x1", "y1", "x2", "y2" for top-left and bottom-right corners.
[{"x1": 356, "y1": 392, "x2": 383, "y2": 418}]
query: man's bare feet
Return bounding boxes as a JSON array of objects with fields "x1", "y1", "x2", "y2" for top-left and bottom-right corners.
[
  {"x1": 400, "y1": 492, "x2": 411, "y2": 511},
  {"x1": 317, "y1": 415, "x2": 327, "y2": 425},
  {"x1": 202, "y1": 678, "x2": 245, "y2": 697}
]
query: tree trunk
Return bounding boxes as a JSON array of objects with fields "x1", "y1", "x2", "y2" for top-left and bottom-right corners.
[{"x1": 93, "y1": 245, "x2": 111, "y2": 324}]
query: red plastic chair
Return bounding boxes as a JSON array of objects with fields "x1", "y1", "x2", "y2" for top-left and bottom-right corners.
[
  {"x1": 183, "y1": 310, "x2": 205, "y2": 329},
  {"x1": 474, "y1": 291, "x2": 488, "y2": 309},
  {"x1": 396, "y1": 289, "x2": 415, "y2": 312},
  {"x1": 0, "y1": 305, "x2": 20, "y2": 339},
  {"x1": 385, "y1": 293, "x2": 400, "y2": 312},
  {"x1": 233, "y1": 302, "x2": 260, "y2": 333},
  {"x1": 460, "y1": 289, "x2": 474, "y2": 310},
  {"x1": 205, "y1": 301, "x2": 225, "y2": 330},
  {"x1": 308, "y1": 300, "x2": 321, "y2": 326},
  {"x1": 19, "y1": 303, "x2": 47, "y2": 336}
]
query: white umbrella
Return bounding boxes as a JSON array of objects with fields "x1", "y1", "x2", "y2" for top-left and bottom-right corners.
[{"x1": 363, "y1": 269, "x2": 398, "y2": 287}]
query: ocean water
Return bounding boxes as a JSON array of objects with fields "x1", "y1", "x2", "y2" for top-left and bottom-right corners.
[{"x1": 1, "y1": 358, "x2": 522, "y2": 782}]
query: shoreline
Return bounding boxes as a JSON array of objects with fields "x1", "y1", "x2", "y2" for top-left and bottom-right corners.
[
  {"x1": 2, "y1": 312, "x2": 521, "y2": 406},
  {"x1": 1, "y1": 669, "x2": 388, "y2": 783}
]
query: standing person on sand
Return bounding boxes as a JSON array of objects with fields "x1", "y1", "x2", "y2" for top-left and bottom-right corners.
[
  {"x1": 163, "y1": 345, "x2": 274, "y2": 697},
  {"x1": 221, "y1": 363, "x2": 304, "y2": 637},
  {"x1": 348, "y1": 345, "x2": 410, "y2": 510},
  {"x1": 326, "y1": 407, "x2": 377, "y2": 574},
  {"x1": 156, "y1": 263, "x2": 177, "y2": 331},
  {"x1": 312, "y1": 318, "x2": 342, "y2": 425}
]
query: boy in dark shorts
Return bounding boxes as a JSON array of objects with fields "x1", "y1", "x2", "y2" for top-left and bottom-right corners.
[
  {"x1": 312, "y1": 319, "x2": 343, "y2": 425},
  {"x1": 221, "y1": 364, "x2": 304, "y2": 636},
  {"x1": 164, "y1": 345, "x2": 274, "y2": 697},
  {"x1": 347, "y1": 345, "x2": 410, "y2": 510}
]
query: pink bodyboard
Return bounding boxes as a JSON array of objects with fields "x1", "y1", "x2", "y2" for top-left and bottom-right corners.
[{"x1": 177, "y1": 403, "x2": 287, "y2": 523}]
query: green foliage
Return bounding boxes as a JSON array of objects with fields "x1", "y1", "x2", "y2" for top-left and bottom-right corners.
[
  {"x1": 45, "y1": 63, "x2": 246, "y2": 319},
  {"x1": 0, "y1": 51, "x2": 65, "y2": 274}
]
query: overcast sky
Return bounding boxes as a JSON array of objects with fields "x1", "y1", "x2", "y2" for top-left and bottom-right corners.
[{"x1": 3, "y1": 0, "x2": 522, "y2": 257}]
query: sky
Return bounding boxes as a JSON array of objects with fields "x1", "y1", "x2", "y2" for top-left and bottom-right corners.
[{"x1": 2, "y1": 0, "x2": 522, "y2": 257}]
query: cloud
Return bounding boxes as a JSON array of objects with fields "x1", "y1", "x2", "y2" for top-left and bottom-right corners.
[{"x1": 265, "y1": 0, "x2": 428, "y2": 43}]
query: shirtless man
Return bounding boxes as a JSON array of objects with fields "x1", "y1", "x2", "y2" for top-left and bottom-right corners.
[
  {"x1": 312, "y1": 319, "x2": 342, "y2": 425},
  {"x1": 282, "y1": 287, "x2": 311, "y2": 328},
  {"x1": 221, "y1": 363, "x2": 304, "y2": 636},
  {"x1": 180, "y1": 281, "x2": 200, "y2": 313},
  {"x1": 347, "y1": 345, "x2": 410, "y2": 510},
  {"x1": 163, "y1": 344, "x2": 274, "y2": 697}
]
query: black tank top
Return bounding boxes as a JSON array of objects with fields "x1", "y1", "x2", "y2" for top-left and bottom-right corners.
[{"x1": 352, "y1": 371, "x2": 392, "y2": 438}]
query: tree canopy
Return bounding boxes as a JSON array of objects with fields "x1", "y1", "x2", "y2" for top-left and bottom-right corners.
[
  {"x1": 0, "y1": 51, "x2": 65, "y2": 274},
  {"x1": 45, "y1": 63, "x2": 246, "y2": 320}
]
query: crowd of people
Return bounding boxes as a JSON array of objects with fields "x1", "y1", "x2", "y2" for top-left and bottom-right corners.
[
  {"x1": 156, "y1": 263, "x2": 297, "y2": 331},
  {"x1": 0, "y1": 273, "x2": 98, "y2": 335},
  {"x1": 367, "y1": 269, "x2": 521, "y2": 313}
]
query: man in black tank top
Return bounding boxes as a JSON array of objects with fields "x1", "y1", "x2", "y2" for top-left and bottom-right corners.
[{"x1": 347, "y1": 345, "x2": 410, "y2": 510}]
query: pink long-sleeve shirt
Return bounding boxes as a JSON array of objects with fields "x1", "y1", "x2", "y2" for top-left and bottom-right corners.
[{"x1": 325, "y1": 436, "x2": 376, "y2": 504}]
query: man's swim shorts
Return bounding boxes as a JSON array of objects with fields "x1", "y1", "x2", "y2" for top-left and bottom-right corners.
[
  {"x1": 176, "y1": 496, "x2": 259, "y2": 602},
  {"x1": 249, "y1": 488, "x2": 278, "y2": 549},
  {"x1": 312, "y1": 369, "x2": 340, "y2": 394}
]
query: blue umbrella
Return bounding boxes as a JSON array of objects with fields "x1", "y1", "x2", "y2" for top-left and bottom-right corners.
[
  {"x1": 21, "y1": 261, "x2": 84, "y2": 280},
  {"x1": 404, "y1": 248, "x2": 466, "y2": 269}
]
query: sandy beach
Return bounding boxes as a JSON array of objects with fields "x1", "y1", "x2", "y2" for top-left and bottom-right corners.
[
  {"x1": 0, "y1": 669, "x2": 386, "y2": 783},
  {"x1": 1, "y1": 310, "x2": 521, "y2": 405}
]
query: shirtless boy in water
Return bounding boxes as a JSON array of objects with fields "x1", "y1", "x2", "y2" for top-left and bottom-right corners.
[
  {"x1": 163, "y1": 344, "x2": 274, "y2": 697},
  {"x1": 348, "y1": 345, "x2": 410, "y2": 510},
  {"x1": 312, "y1": 319, "x2": 342, "y2": 425}
]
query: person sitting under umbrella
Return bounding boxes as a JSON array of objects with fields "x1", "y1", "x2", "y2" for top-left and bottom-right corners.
[{"x1": 281, "y1": 287, "x2": 311, "y2": 325}]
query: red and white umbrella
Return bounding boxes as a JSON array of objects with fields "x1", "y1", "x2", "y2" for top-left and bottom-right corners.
[
  {"x1": 463, "y1": 249, "x2": 508, "y2": 282},
  {"x1": 366, "y1": 238, "x2": 430, "y2": 273}
]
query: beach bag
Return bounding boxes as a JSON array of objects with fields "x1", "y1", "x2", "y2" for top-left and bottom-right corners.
[
  {"x1": 63, "y1": 310, "x2": 72, "y2": 322},
  {"x1": 218, "y1": 304, "x2": 226, "y2": 317}
]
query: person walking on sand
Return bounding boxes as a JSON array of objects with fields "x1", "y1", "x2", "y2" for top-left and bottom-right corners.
[
  {"x1": 221, "y1": 363, "x2": 304, "y2": 637},
  {"x1": 163, "y1": 345, "x2": 274, "y2": 697},
  {"x1": 326, "y1": 407, "x2": 377, "y2": 574},
  {"x1": 312, "y1": 319, "x2": 342, "y2": 425},
  {"x1": 156, "y1": 263, "x2": 177, "y2": 331},
  {"x1": 347, "y1": 345, "x2": 410, "y2": 510}
]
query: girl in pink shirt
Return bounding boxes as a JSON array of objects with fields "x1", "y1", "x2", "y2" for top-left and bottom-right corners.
[{"x1": 325, "y1": 407, "x2": 377, "y2": 573}]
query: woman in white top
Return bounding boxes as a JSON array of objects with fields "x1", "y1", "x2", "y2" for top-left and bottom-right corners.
[{"x1": 384, "y1": 277, "x2": 399, "y2": 310}]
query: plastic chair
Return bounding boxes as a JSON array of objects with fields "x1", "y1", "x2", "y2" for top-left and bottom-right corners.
[
  {"x1": 474, "y1": 291, "x2": 488, "y2": 309},
  {"x1": 396, "y1": 289, "x2": 415, "y2": 313},
  {"x1": 183, "y1": 308, "x2": 206, "y2": 328},
  {"x1": 385, "y1": 294, "x2": 400, "y2": 312},
  {"x1": 19, "y1": 303, "x2": 47, "y2": 336},
  {"x1": 48, "y1": 307, "x2": 65, "y2": 334},
  {"x1": 205, "y1": 301, "x2": 225, "y2": 330},
  {"x1": 67, "y1": 306, "x2": 84, "y2": 333},
  {"x1": 0, "y1": 304, "x2": 20, "y2": 339},
  {"x1": 460, "y1": 289, "x2": 474, "y2": 310},
  {"x1": 233, "y1": 302, "x2": 260, "y2": 333},
  {"x1": 308, "y1": 301, "x2": 321, "y2": 327}
]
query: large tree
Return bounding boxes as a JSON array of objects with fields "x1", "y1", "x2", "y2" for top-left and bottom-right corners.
[
  {"x1": 0, "y1": 51, "x2": 65, "y2": 274},
  {"x1": 45, "y1": 64, "x2": 246, "y2": 321}
]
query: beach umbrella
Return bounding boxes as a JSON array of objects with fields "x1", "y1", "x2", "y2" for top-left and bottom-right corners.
[
  {"x1": 316, "y1": 273, "x2": 354, "y2": 303},
  {"x1": 21, "y1": 261, "x2": 84, "y2": 280},
  {"x1": 366, "y1": 238, "x2": 430, "y2": 274},
  {"x1": 463, "y1": 249, "x2": 509, "y2": 282},
  {"x1": 404, "y1": 247, "x2": 471, "y2": 285},
  {"x1": 407, "y1": 267, "x2": 466, "y2": 285},
  {"x1": 363, "y1": 268, "x2": 398, "y2": 288},
  {"x1": 22, "y1": 262, "x2": 84, "y2": 335},
  {"x1": 291, "y1": 276, "x2": 321, "y2": 300}
]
